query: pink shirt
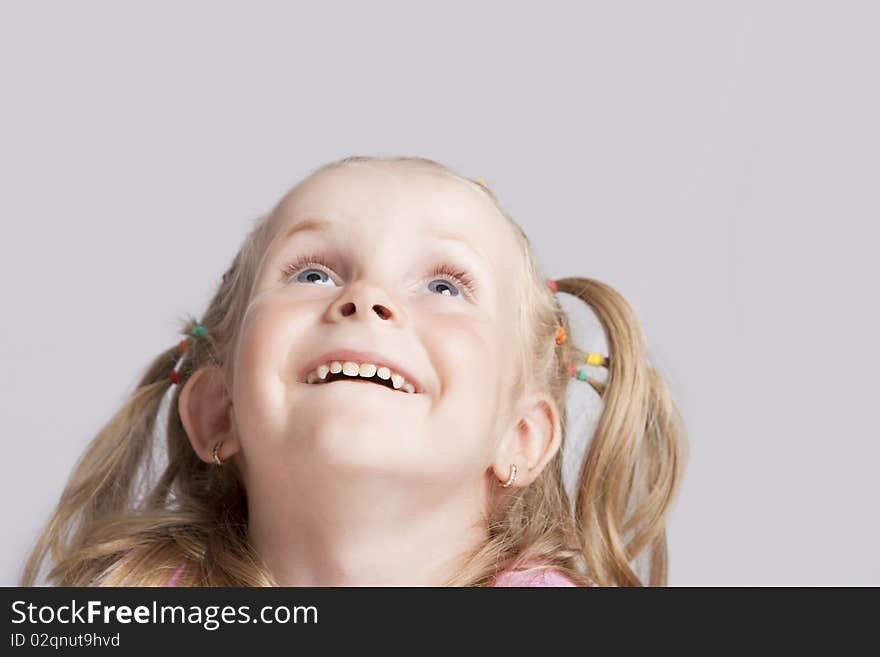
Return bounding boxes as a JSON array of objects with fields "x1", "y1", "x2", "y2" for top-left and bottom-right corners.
[
  {"x1": 164, "y1": 562, "x2": 578, "y2": 587},
  {"x1": 492, "y1": 566, "x2": 578, "y2": 587}
]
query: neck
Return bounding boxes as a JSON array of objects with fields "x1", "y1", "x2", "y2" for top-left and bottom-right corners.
[{"x1": 246, "y1": 471, "x2": 489, "y2": 586}]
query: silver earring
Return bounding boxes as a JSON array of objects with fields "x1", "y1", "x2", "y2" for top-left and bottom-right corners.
[{"x1": 500, "y1": 464, "x2": 517, "y2": 488}]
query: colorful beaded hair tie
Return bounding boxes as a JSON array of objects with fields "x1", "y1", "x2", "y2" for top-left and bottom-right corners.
[
  {"x1": 169, "y1": 323, "x2": 207, "y2": 385},
  {"x1": 547, "y1": 279, "x2": 610, "y2": 382}
]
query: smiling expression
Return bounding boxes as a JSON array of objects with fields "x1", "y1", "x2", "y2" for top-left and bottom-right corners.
[{"x1": 229, "y1": 161, "x2": 525, "y2": 493}]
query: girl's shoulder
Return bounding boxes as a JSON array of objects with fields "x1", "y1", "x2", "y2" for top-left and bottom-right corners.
[
  {"x1": 164, "y1": 562, "x2": 187, "y2": 587},
  {"x1": 164, "y1": 561, "x2": 583, "y2": 587},
  {"x1": 492, "y1": 564, "x2": 580, "y2": 587}
]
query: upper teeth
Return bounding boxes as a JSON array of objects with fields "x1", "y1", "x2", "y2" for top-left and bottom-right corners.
[{"x1": 305, "y1": 361, "x2": 417, "y2": 394}]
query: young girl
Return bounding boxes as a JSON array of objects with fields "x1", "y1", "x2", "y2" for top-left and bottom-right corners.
[{"x1": 20, "y1": 155, "x2": 687, "y2": 587}]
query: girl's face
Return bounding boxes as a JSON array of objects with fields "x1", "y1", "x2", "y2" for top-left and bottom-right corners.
[{"x1": 230, "y1": 164, "x2": 525, "y2": 504}]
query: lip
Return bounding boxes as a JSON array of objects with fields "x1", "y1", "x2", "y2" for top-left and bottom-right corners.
[{"x1": 298, "y1": 349, "x2": 426, "y2": 395}]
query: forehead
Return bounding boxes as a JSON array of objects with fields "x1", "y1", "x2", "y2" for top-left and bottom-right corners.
[{"x1": 269, "y1": 163, "x2": 515, "y2": 259}]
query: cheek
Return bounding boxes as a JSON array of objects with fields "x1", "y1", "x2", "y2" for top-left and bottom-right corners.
[
  {"x1": 426, "y1": 315, "x2": 498, "y2": 387},
  {"x1": 425, "y1": 317, "x2": 503, "y2": 464},
  {"x1": 231, "y1": 299, "x2": 295, "y2": 447}
]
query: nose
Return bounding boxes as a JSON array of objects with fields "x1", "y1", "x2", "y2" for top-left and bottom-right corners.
[{"x1": 328, "y1": 284, "x2": 399, "y2": 323}]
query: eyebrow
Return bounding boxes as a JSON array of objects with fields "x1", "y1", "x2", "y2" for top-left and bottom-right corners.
[
  {"x1": 427, "y1": 228, "x2": 488, "y2": 266},
  {"x1": 279, "y1": 217, "x2": 335, "y2": 243},
  {"x1": 276, "y1": 217, "x2": 488, "y2": 267}
]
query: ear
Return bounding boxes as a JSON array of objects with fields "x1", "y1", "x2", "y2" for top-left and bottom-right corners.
[
  {"x1": 178, "y1": 365, "x2": 240, "y2": 464},
  {"x1": 491, "y1": 393, "x2": 562, "y2": 488}
]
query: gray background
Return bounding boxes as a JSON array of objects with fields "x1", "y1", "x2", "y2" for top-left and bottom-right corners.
[{"x1": 2, "y1": 1, "x2": 877, "y2": 586}]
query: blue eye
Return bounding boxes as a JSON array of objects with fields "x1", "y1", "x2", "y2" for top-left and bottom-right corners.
[
  {"x1": 427, "y1": 279, "x2": 460, "y2": 297},
  {"x1": 281, "y1": 253, "x2": 335, "y2": 286},
  {"x1": 289, "y1": 268, "x2": 462, "y2": 297},
  {"x1": 427, "y1": 263, "x2": 476, "y2": 299},
  {"x1": 296, "y1": 268, "x2": 333, "y2": 286},
  {"x1": 280, "y1": 255, "x2": 477, "y2": 300}
]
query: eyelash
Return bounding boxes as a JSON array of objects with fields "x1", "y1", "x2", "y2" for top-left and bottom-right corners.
[{"x1": 280, "y1": 252, "x2": 478, "y2": 299}]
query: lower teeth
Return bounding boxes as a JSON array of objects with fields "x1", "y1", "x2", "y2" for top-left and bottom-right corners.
[{"x1": 317, "y1": 375, "x2": 397, "y2": 391}]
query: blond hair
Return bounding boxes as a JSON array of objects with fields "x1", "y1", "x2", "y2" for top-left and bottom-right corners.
[{"x1": 20, "y1": 155, "x2": 687, "y2": 587}]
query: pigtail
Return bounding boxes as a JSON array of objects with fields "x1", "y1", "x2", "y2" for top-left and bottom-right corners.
[
  {"x1": 19, "y1": 311, "x2": 268, "y2": 587},
  {"x1": 19, "y1": 209, "x2": 280, "y2": 587},
  {"x1": 555, "y1": 277, "x2": 688, "y2": 586},
  {"x1": 19, "y1": 337, "x2": 188, "y2": 586}
]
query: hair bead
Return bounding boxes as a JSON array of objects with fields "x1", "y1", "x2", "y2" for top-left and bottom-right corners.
[
  {"x1": 548, "y1": 279, "x2": 611, "y2": 379},
  {"x1": 168, "y1": 324, "x2": 208, "y2": 385},
  {"x1": 555, "y1": 326, "x2": 567, "y2": 344}
]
